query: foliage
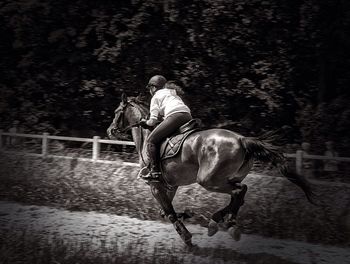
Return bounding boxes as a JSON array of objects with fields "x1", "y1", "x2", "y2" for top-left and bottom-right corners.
[
  {"x1": 296, "y1": 97, "x2": 350, "y2": 155},
  {"x1": 0, "y1": 0, "x2": 349, "y2": 146}
]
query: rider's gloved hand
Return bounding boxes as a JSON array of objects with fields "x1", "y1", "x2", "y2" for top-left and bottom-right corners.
[{"x1": 139, "y1": 119, "x2": 151, "y2": 129}]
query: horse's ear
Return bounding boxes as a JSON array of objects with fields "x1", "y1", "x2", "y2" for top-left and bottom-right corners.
[{"x1": 121, "y1": 93, "x2": 127, "y2": 103}]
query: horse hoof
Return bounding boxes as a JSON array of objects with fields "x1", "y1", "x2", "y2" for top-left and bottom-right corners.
[
  {"x1": 184, "y1": 208, "x2": 194, "y2": 218},
  {"x1": 185, "y1": 238, "x2": 193, "y2": 247},
  {"x1": 228, "y1": 226, "x2": 241, "y2": 241},
  {"x1": 178, "y1": 209, "x2": 194, "y2": 221},
  {"x1": 208, "y1": 219, "x2": 219, "y2": 237},
  {"x1": 185, "y1": 243, "x2": 199, "y2": 251},
  {"x1": 221, "y1": 218, "x2": 236, "y2": 230},
  {"x1": 159, "y1": 209, "x2": 166, "y2": 219}
]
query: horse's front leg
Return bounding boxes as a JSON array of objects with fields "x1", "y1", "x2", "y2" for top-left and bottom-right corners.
[
  {"x1": 158, "y1": 187, "x2": 178, "y2": 218},
  {"x1": 150, "y1": 183, "x2": 192, "y2": 246},
  {"x1": 158, "y1": 187, "x2": 193, "y2": 220}
]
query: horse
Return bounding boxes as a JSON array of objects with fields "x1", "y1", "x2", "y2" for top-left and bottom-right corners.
[{"x1": 107, "y1": 93, "x2": 316, "y2": 246}]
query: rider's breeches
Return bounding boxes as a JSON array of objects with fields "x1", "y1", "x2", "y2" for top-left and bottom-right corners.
[{"x1": 146, "y1": 112, "x2": 192, "y2": 170}]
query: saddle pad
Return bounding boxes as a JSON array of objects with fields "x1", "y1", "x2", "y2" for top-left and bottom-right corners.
[{"x1": 160, "y1": 128, "x2": 198, "y2": 160}]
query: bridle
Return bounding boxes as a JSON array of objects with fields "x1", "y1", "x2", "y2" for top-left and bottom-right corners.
[
  {"x1": 113, "y1": 99, "x2": 148, "y2": 134},
  {"x1": 113, "y1": 102, "x2": 134, "y2": 134}
]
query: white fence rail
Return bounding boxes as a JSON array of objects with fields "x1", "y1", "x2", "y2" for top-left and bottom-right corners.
[
  {"x1": 284, "y1": 152, "x2": 350, "y2": 175},
  {"x1": 0, "y1": 130, "x2": 136, "y2": 165},
  {"x1": 1, "y1": 131, "x2": 350, "y2": 173}
]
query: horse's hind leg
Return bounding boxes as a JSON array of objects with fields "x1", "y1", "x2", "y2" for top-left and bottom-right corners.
[
  {"x1": 226, "y1": 181, "x2": 248, "y2": 225},
  {"x1": 226, "y1": 183, "x2": 248, "y2": 240},
  {"x1": 150, "y1": 183, "x2": 192, "y2": 245},
  {"x1": 208, "y1": 183, "x2": 248, "y2": 237}
]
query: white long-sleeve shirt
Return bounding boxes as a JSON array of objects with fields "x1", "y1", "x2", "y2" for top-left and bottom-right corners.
[{"x1": 149, "y1": 88, "x2": 191, "y2": 122}]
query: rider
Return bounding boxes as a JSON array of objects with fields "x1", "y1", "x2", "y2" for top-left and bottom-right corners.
[{"x1": 139, "y1": 75, "x2": 192, "y2": 181}]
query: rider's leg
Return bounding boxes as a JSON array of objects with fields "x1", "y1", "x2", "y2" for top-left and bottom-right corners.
[
  {"x1": 146, "y1": 142, "x2": 162, "y2": 177},
  {"x1": 142, "y1": 112, "x2": 192, "y2": 180}
]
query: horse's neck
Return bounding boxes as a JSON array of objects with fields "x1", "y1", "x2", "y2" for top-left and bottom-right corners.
[
  {"x1": 128, "y1": 99, "x2": 150, "y2": 164},
  {"x1": 131, "y1": 127, "x2": 149, "y2": 163}
]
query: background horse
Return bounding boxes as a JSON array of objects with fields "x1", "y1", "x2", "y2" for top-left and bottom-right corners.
[{"x1": 107, "y1": 94, "x2": 316, "y2": 246}]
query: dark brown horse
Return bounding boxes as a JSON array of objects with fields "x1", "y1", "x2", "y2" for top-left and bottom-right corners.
[{"x1": 107, "y1": 94, "x2": 316, "y2": 246}]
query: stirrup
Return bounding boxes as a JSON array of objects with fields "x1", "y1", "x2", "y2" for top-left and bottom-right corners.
[
  {"x1": 138, "y1": 167, "x2": 162, "y2": 182},
  {"x1": 137, "y1": 166, "x2": 149, "y2": 179},
  {"x1": 141, "y1": 171, "x2": 162, "y2": 182}
]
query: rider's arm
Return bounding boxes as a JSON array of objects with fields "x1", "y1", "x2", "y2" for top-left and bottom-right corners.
[{"x1": 146, "y1": 95, "x2": 161, "y2": 127}]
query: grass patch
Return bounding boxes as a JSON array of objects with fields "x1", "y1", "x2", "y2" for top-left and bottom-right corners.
[
  {"x1": 0, "y1": 230, "x2": 187, "y2": 264},
  {"x1": 0, "y1": 229, "x2": 304, "y2": 264}
]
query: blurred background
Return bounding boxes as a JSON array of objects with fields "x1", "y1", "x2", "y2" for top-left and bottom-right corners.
[{"x1": 0, "y1": 0, "x2": 349, "y2": 153}]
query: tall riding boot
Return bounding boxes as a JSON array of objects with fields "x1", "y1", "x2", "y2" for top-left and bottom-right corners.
[{"x1": 141, "y1": 143, "x2": 162, "y2": 181}]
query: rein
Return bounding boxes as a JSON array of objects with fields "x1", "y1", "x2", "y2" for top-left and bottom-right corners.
[{"x1": 118, "y1": 121, "x2": 141, "y2": 133}]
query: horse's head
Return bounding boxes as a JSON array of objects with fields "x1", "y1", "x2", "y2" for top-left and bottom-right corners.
[{"x1": 107, "y1": 93, "x2": 149, "y2": 139}]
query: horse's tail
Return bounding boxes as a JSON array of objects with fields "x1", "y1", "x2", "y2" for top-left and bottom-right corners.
[{"x1": 239, "y1": 132, "x2": 317, "y2": 205}]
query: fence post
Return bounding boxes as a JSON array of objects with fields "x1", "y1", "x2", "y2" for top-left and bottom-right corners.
[
  {"x1": 296, "y1": 150, "x2": 303, "y2": 175},
  {"x1": 92, "y1": 136, "x2": 100, "y2": 161},
  {"x1": 42, "y1": 132, "x2": 49, "y2": 157},
  {"x1": 0, "y1": 129, "x2": 3, "y2": 150}
]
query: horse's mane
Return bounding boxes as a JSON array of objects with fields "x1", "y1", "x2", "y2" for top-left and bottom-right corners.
[
  {"x1": 127, "y1": 94, "x2": 150, "y2": 118},
  {"x1": 128, "y1": 94, "x2": 150, "y2": 108}
]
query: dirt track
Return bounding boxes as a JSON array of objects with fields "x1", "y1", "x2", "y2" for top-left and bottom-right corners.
[
  {"x1": 1, "y1": 153, "x2": 350, "y2": 246},
  {"x1": 1, "y1": 201, "x2": 349, "y2": 264}
]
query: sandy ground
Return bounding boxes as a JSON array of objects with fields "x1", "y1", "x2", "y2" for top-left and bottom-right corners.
[{"x1": 0, "y1": 201, "x2": 349, "y2": 264}]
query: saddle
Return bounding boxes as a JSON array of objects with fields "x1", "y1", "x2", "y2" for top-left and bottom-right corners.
[{"x1": 159, "y1": 119, "x2": 201, "y2": 160}]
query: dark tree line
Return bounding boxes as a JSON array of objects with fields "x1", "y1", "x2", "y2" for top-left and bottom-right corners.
[{"x1": 1, "y1": 0, "x2": 349, "y2": 154}]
